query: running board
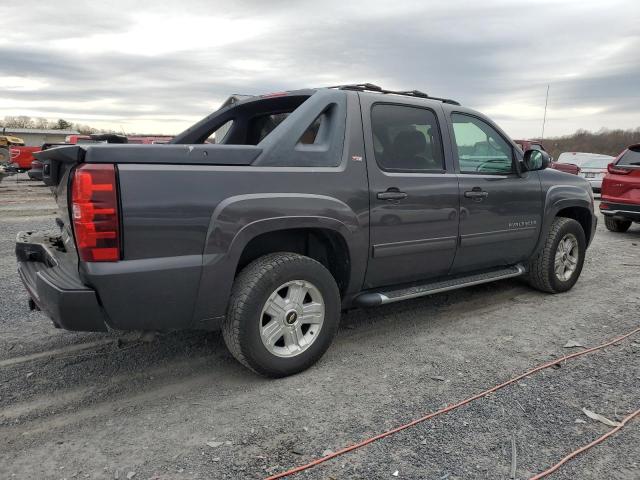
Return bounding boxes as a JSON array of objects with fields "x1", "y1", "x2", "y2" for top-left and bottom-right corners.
[{"x1": 354, "y1": 265, "x2": 526, "y2": 307}]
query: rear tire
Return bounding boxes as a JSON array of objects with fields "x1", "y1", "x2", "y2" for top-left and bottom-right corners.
[
  {"x1": 527, "y1": 217, "x2": 586, "y2": 293},
  {"x1": 222, "y1": 252, "x2": 340, "y2": 377},
  {"x1": 604, "y1": 216, "x2": 631, "y2": 233}
]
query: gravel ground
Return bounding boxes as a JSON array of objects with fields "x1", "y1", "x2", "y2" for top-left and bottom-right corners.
[{"x1": 1, "y1": 177, "x2": 639, "y2": 480}]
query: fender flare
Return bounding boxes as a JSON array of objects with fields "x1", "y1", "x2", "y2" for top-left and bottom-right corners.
[
  {"x1": 533, "y1": 186, "x2": 594, "y2": 256},
  {"x1": 191, "y1": 193, "x2": 367, "y2": 326}
]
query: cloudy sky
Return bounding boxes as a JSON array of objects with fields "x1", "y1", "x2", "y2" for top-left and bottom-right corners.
[{"x1": 1, "y1": 0, "x2": 638, "y2": 138}]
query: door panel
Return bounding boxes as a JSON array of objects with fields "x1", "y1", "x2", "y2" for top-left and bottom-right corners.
[
  {"x1": 453, "y1": 173, "x2": 542, "y2": 272},
  {"x1": 449, "y1": 113, "x2": 542, "y2": 273},
  {"x1": 361, "y1": 98, "x2": 460, "y2": 288}
]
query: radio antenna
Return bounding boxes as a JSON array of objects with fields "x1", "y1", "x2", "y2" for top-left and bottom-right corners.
[{"x1": 541, "y1": 84, "x2": 549, "y2": 140}]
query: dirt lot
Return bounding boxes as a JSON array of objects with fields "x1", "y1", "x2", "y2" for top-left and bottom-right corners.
[{"x1": 1, "y1": 176, "x2": 639, "y2": 480}]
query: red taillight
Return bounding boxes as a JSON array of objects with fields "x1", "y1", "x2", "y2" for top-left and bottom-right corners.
[
  {"x1": 71, "y1": 164, "x2": 120, "y2": 262},
  {"x1": 607, "y1": 162, "x2": 631, "y2": 175}
]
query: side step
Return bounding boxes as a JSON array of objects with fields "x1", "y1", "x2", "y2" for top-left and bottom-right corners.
[{"x1": 354, "y1": 265, "x2": 526, "y2": 307}]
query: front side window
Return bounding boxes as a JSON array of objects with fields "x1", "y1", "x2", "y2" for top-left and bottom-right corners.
[
  {"x1": 452, "y1": 113, "x2": 514, "y2": 174},
  {"x1": 371, "y1": 104, "x2": 445, "y2": 172}
]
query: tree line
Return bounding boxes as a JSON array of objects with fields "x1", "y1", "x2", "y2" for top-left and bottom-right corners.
[
  {"x1": 537, "y1": 127, "x2": 640, "y2": 160},
  {"x1": 0, "y1": 116, "x2": 115, "y2": 135}
]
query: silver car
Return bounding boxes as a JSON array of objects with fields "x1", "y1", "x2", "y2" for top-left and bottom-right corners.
[{"x1": 557, "y1": 152, "x2": 615, "y2": 192}]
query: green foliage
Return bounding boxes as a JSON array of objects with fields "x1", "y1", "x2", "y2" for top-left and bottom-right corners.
[{"x1": 55, "y1": 118, "x2": 73, "y2": 130}]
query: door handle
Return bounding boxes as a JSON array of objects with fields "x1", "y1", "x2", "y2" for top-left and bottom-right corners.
[
  {"x1": 464, "y1": 188, "x2": 489, "y2": 199},
  {"x1": 377, "y1": 188, "x2": 408, "y2": 201}
]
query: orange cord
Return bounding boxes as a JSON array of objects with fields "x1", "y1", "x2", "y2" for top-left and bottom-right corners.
[
  {"x1": 265, "y1": 326, "x2": 640, "y2": 480},
  {"x1": 529, "y1": 407, "x2": 640, "y2": 479}
]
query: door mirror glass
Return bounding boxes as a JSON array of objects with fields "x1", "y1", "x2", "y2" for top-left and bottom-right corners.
[{"x1": 523, "y1": 149, "x2": 550, "y2": 171}]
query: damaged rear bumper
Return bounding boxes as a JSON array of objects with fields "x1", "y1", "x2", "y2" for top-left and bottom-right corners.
[{"x1": 16, "y1": 231, "x2": 108, "y2": 332}]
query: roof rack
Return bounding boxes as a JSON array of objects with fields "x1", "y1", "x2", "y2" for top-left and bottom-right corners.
[{"x1": 328, "y1": 83, "x2": 460, "y2": 106}]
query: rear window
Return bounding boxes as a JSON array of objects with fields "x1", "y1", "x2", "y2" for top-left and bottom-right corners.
[
  {"x1": 581, "y1": 157, "x2": 613, "y2": 168},
  {"x1": 557, "y1": 154, "x2": 606, "y2": 167},
  {"x1": 618, "y1": 147, "x2": 640, "y2": 166},
  {"x1": 371, "y1": 104, "x2": 444, "y2": 172}
]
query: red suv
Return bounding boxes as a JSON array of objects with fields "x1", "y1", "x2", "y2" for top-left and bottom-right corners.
[{"x1": 600, "y1": 144, "x2": 640, "y2": 232}]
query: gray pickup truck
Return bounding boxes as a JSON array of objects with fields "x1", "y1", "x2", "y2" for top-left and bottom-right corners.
[{"x1": 16, "y1": 84, "x2": 596, "y2": 377}]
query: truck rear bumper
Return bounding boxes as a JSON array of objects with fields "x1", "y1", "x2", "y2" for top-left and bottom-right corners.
[{"x1": 16, "y1": 231, "x2": 108, "y2": 332}]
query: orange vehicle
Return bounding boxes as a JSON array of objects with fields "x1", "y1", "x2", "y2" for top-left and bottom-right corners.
[
  {"x1": 9, "y1": 146, "x2": 41, "y2": 170},
  {"x1": 1, "y1": 131, "x2": 27, "y2": 165}
]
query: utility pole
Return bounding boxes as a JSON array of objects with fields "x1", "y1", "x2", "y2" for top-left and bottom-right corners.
[{"x1": 541, "y1": 84, "x2": 549, "y2": 140}]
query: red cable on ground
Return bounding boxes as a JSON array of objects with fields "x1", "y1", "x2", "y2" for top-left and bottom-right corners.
[
  {"x1": 529, "y1": 407, "x2": 640, "y2": 479},
  {"x1": 265, "y1": 326, "x2": 640, "y2": 480}
]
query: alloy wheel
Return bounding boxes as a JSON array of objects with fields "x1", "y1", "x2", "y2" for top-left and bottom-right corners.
[
  {"x1": 259, "y1": 280, "x2": 325, "y2": 358},
  {"x1": 554, "y1": 233, "x2": 579, "y2": 281}
]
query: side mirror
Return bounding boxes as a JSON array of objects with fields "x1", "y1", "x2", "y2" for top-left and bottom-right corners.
[{"x1": 523, "y1": 149, "x2": 550, "y2": 171}]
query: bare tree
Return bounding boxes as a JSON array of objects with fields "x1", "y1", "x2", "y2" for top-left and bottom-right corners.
[
  {"x1": 76, "y1": 124, "x2": 98, "y2": 135},
  {"x1": 33, "y1": 117, "x2": 53, "y2": 129},
  {"x1": 539, "y1": 127, "x2": 640, "y2": 159},
  {"x1": 2, "y1": 115, "x2": 34, "y2": 128}
]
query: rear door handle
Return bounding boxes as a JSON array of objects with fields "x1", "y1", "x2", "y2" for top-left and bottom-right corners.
[{"x1": 377, "y1": 188, "x2": 408, "y2": 201}]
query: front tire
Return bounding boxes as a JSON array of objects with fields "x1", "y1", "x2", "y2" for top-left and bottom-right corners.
[
  {"x1": 604, "y1": 216, "x2": 631, "y2": 233},
  {"x1": 528, "y1": 217, "x2": 586, "y2": 293},
  {"x1": 222, "y1": 252, "x2": 341, "y2": 377}
]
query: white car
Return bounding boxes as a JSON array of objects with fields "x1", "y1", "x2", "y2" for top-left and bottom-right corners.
[{"x1": 557, "y1": 152, "x2": 615, "y2": 192}]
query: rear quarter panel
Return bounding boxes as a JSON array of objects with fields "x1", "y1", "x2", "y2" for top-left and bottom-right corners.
[{"x1": 84, "y1": 91, "x2": 370, "y2": 330}]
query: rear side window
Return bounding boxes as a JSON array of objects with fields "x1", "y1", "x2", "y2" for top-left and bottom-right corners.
[
  {"x1": 371, "y1": 104, "x2": 445, "y2": 172},
  {"x1": 207, "y1": 120, "x2": 234, "y2": 143},
  {"x1": 618, "y1": 147, "x2": 640, "y2": 166},
  {"x1": 452, "y1": 113, "x2": 513, "y2": 174},
  {"x1": 248, "y1": 113, "x2": 289, "y2": 144},
  {"x1": 247, "y1": 112, "x2": 322, "y2": 145}
]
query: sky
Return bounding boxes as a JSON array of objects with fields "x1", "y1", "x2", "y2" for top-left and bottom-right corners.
[{"x1": 1, "y1": 0, "x2": 639, "y2": 138}]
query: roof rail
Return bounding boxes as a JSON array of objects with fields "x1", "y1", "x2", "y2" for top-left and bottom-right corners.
[{"x1": 327, "y1": 83, "x2": 460, "y2": 106}]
